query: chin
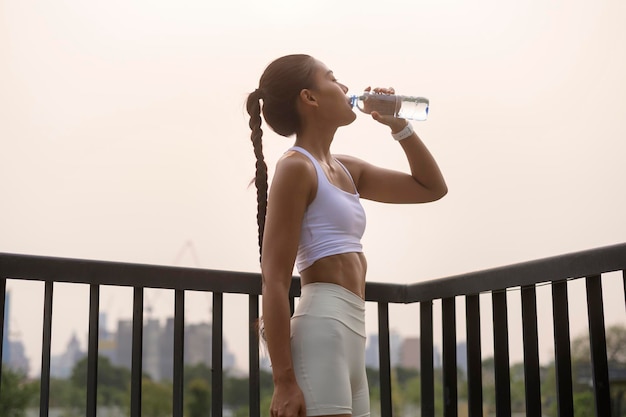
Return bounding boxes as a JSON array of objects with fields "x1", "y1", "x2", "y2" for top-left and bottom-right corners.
[{"x1": 343, "y1": 111, "x2": 357, "y2": 126}]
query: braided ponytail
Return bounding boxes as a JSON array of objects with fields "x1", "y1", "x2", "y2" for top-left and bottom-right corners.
[
  {"x1": 246, "y1": 54, "x2": 317, "y2": 265},
  {"x1": 247, "y1": 90, "x2": 268, "y2": 264}
]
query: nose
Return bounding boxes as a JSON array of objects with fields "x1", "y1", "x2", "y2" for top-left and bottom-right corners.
[{"x1": 340, "y1": 82, "x2": 349, "y2": 94}]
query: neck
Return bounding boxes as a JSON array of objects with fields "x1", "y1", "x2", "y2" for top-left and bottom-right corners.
[{"x1": 294, "y1": 123, "x2": 337, "y2": 161}]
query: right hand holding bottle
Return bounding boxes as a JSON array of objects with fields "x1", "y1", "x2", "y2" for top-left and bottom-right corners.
[
  {"x1": 270, "y1": 382, "x2": 306, "y2": 417},
  {"x1": 364, "y1": 86, "x2": 409, "y2": 132}
]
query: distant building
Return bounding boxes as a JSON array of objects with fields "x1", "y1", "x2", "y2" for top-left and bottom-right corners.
[
  {"x1": 457, "y1": 341, "x2": 468, "y2": 375},
  {"x1": 115, "y1": 319, "x2": 133, "y2": 369},
  {"x1": 7, "y1": 340, "x2": 30, "y2": 375},
  {"x1": 434, "y1": 345, "x2": 442, "y2": 369},
  {"x1": 159, "y1": 317, "x2": 174, "y2": 381},
  {"x1": 365, "y1": 331, "x2": 409, "y2": 369},
  {"x1": 396, "y1": 338, "x2": 463, "y2": 372},
  {"x1": 399, "y1": 337, "x2": 421, "y2": 370},
  {"x1": 115, "y1": 317, "x2": 164, "y2": 381},
  {"x1": 364, "y1": 331, "x2": 449, "y2": 371},
  {"x1": 365, "y1": 334, "x2": 379, "y2": 369},
  {"x1": 183, "y1": 322, "x2": 236, "y2": 370},
  {"x1": 2, "y1": 291, "x2": 32, "y2": 375},
  {"x1": 98, "y1": 312, "x2": 117, "y2": 365},
  {"x1": 144, "y1": 318, "x2": 162, "y2": 380},
  {"x1": 50, "y1": 332, "x2": 84, "y2": 378},
  {"x1": 390, "y1": 331, "x2": 402, "y2": 368},
  {"x1": 222, "y1": 339, "x2": 236, "y2": 370},
  {"x1": 112, "y1": 316, "x2": 235, "y2": 382},
  {"x1": 186, "y1": 322, "x2": 212, "y2": 366}
]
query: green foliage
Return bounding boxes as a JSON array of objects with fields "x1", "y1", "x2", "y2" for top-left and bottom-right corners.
[
  {"x1": 184, "y1": 363, "x2": 211, "y2": 386},
  {"x1": 572, "y1": 391, "x2": 596, "y2": 417},
  {"x1": 0, "y1": 368, "x2": 37, "y2": 417},
  {"x1": 140, "y1": 377, "x2": 172, "y2": 417},
  {"x1": 186, "y1": 378, "x2": 211, "y2": 417},
  {"x1": 223, "y1": 374, "x2": 249, "y2": 409},
  {"x1": 403, "y1": 375, "x2": 421, "y2": 405},
  {"x1": 71, "y1": 355, "x2": 131, "y2": 408}
]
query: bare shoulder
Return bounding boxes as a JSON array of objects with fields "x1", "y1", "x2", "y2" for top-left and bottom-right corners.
[
  {"x1": 271, "y1": 150, "x2": 317, "y2": 201},
  {"x1": 275, "y1": 150, "x2": 316, "y2": 180}
]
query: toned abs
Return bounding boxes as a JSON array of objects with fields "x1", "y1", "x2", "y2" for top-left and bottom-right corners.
[{"x1": 299, "y1": 252, "x2": 367, "y2": 299}]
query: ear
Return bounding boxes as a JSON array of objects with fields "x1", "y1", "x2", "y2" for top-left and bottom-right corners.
[{"x1": 298, "y1": 88, "x2": 318, "y2": 108}]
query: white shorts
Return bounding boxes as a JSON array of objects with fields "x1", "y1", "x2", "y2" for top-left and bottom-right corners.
[{"x1": 290, "y1": 283, "x2": 370, "y2": 417}]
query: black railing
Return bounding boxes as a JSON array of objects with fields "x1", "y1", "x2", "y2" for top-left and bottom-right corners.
[{"x1": 1, "y1": 242, "x2": 625, "y2": 417}]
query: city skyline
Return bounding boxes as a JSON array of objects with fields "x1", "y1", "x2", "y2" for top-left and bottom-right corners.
[
  {"x1": 3, "y1": 291, "x2": 466, "y2": 379},
  {"x1": 2, "y1": 297, "x2": 238, "y2": 379}
]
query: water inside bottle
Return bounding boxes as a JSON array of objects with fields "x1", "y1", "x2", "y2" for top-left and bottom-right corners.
[{"x1": 397, "y1": 96, "x2": 429, "y2": 121}]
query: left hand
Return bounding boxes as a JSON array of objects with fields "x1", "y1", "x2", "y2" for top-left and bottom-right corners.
[{"x1": 364, "y1": 86, "x2": 408, "y2": 133}]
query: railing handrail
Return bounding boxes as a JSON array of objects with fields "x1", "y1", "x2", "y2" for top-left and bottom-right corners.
[
  {"x1": 0, "y1": 252, "x2": 263, "y2": 293},
  {"x1": 2, "y1": 242, "x2": 625, "y2": 303},
  {"x1": 406, "y1": 242, "x2": 626, "y2": 302}
]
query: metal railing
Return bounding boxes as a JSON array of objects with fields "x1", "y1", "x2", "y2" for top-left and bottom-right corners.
[{"x1": 1, "y1": 242, "x2": 625, "y2": 417}]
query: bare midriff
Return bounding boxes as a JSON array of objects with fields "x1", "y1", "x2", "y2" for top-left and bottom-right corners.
[{"x1": 299, "y1": 252, "x2": 368, "y2": 299}]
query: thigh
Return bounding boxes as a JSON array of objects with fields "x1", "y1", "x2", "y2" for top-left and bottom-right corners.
[
  {"x1": 346, "y1": 331, "x2": 370, "y2": 417},
  {"x1": 291, "y1": 316, "x2": 352, "y2": 416}
]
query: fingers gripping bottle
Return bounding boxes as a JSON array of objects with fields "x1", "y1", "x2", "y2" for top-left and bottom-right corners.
[{"x1": 349, "y1": 92, "x2": 429, "y2": 121}]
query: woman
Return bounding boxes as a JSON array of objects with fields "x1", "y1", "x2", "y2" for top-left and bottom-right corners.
[{"x1": 246, "y1": 54, "x2": 447, "y2": 417}]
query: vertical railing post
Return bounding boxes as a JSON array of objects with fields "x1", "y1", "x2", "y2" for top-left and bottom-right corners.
[
  {"x1": 130, "y1": 287, "x2": 144, "y2": 417},
  {"x1": 492, "y1": 290, "x2": 511, "y2": 417},
  {"x1": 249, "y1": 294, "x2": 261, "y2": 417},
  {"x1": 420, "y1": 300, "x2": 434, "y2": 417},
  {"x1": 521, "y1": 285, "x2": 541, "y2": 417},
  {"x1": 586, "y1": 275, "x2": 612, "y2": 416},
  {"x1": 86, "y1": 285, "x2": 100, "y2": 414},
  {"x1": 552, "y1": 280, "x2": 574, "y2": 417},
  {"x1": 212, "y1": 292, "x2": 224, "y2": 417},
  {"x1": 622, "y1": 270, "x2": 625, "y2": 313},
  {"x1": 378, "y1": 302, "x2": 392, "y2": 417},
  {"x1": 40, "y1": 281, "x2": 54, "y2": 417},
  {"x1": 173, "y1": 290, "x2": 185, "y2": 417},
  {"x1": 442, "y1": 297, "x2": 457, "y2": 417},
  {"x1": 0, "y1": 277, "x2": 6, "y2": 394},
  {"x1": 465, "y1": 294, "x2": 483, "y2": 417},
  {"x1": 86, "y1": 284, "x2": 100, "y2": 417}
]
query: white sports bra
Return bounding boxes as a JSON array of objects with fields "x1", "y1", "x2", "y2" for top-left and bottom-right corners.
[{"x1": 289, "y1": 146, "x2": 366, "y2": 272}]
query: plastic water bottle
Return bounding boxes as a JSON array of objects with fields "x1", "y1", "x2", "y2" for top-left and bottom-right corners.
[{"x1": 349, "y1": 92, "x2": 429, "y2": 121}]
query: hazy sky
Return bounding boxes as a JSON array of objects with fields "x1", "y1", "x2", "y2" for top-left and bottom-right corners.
[{"x1": 2, "y1": 0, "x2": 625, "y2": 376}]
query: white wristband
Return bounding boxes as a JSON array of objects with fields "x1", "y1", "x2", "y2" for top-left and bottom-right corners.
[{"x1": 391, "y1": 123, "x2": 414, "y2": 141}]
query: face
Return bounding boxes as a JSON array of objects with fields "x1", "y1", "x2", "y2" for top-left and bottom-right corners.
[{"x1": 307, "y1": 60, "x2": 357, "y2": 126}]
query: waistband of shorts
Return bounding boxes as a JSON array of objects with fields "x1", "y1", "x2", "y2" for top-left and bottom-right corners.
[
  {"x1": 293, "y1": 282, "x2": 365, "y2": 336},
  {"x1": 300, "y1": 282, "x2": 365, "y2": 307}
]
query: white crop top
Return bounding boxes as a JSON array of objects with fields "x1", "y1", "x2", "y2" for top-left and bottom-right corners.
[{"x1": 290, "y1": 146, "x2": 366, "y2": 272}]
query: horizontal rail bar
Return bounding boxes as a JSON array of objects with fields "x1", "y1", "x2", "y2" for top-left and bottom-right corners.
[
  {"x1": 0, "y1": 253, "x2": 407, "y2": 303},
  {"x1": 0, "y1": 252, "x2": 263, "y2": 294},
  {"x1": 405, "y1": 242, "x2": 626, "y2": 302},
  {"x1": 4, "y1": 242, "x2": 625, "y2": 303}
]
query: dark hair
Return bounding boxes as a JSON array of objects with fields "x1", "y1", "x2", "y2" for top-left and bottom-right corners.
[{"x1": 246, "y1": 54, "x2": 318, "y2": 262}]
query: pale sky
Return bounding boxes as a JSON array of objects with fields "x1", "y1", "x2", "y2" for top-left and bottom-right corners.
[{"x1": 1, "y1": 0, "x2": 625, "y2": 376}]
